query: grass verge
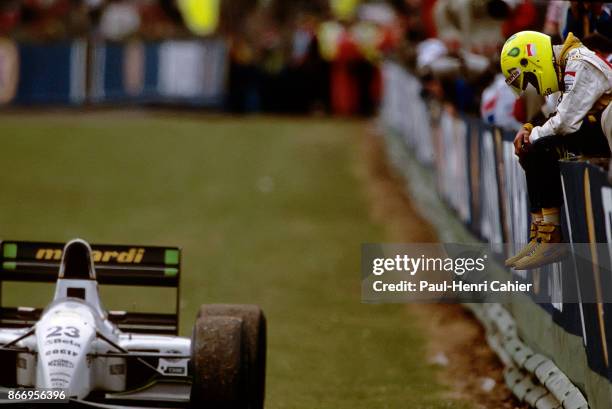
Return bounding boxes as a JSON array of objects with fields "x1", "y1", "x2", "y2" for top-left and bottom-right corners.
[{"x1": 0, "y1": 112, "x2": 469, "y2": 409}]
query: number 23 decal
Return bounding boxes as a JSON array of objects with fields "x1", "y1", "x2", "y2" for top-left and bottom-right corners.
[{"x1": 46, "y1": 326, "x2": 80, "y2": 338}]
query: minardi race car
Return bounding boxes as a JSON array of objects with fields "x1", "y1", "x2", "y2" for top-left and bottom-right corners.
[{"x1": 0, "y1": 239, "x2": 266, "y2": 408}]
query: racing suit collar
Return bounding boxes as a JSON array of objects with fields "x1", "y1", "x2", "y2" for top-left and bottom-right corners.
[
  {"x1": 554, "y1": 32, "x2": 583, "y2": 91},
  {"x1": 556, "y1": 32, "x2": 583, "y2": 67}
]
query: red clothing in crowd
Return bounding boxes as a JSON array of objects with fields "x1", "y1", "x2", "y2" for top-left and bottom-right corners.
[
  {"x1": 421, "y1": 0, "x2": 438, "y2": 38},
  {"x1": 502, "y1": 0, "x2": 538, "y2": 38},
  {"x1": 0, "y1": 9, "x2": 20, "y2": 35},
  {"x1": 331, "y1": 29, "x2": 361, "y2": 115}
]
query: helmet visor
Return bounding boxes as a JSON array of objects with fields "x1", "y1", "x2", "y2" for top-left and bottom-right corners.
[
  {"x1": 522, "y1": 71, "x2": 541, "y2": 94},
  {"x1": 505, "y1": 67, "x2": 526, "y2": 95}
]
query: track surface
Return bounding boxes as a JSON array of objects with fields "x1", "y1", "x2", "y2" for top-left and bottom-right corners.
[{"x1": 0, "y1": 112, "x2": 471, "y2": 409}]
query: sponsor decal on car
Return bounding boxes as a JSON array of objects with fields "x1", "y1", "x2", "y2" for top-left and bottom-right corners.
[{"x1": 35, "y1": 248, "x2": 146, "y2": 263}]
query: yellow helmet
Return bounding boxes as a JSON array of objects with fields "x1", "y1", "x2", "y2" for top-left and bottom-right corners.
[{"x1": 500, "y1": 31, "x2": 559, "y2": 96}]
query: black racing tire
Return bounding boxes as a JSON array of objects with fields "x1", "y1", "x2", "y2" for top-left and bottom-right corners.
[
  {"x1": 190, "y1": 316, "x2": 247, "y2": 409},
  {"x1": 198, "y1": 304, "x2": 266, "y2": 409}
]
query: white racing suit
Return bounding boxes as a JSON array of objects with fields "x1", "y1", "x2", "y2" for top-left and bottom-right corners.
[
  {"x1": 529, "y1": 40, "x2": 612, "y2": 146},
  {"x1": 519, "y1": 36, "x2": 611, "y2": 212}
]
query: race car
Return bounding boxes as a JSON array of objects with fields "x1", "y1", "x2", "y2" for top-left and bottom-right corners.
[{"x1": 0, "y1": 238, "x2": 266, "y2": 408}]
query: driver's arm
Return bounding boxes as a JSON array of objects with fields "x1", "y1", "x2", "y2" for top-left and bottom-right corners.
[{"x1": 530, "y1": 60, "x2": 608, "y2": 143}]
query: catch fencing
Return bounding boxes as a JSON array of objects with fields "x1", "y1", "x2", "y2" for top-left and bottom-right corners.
[
  {"x1": 381, "y1": 61, "x2": 612, "y2": 409},
  {"x1": 0, "y1": 38, "x2": 227, "y2": 107}
]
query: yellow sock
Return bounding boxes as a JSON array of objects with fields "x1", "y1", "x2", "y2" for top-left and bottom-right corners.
[
  {"x1": 531, "y1": 211, "x2": 543, "y2": 223},
  {"x1": 542, "y1": 207, "x2": 560, "y2": 224}
]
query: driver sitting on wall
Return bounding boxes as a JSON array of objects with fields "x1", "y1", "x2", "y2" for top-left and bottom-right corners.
[{"x1": 501, "y1": 30, "x2": 612, "y2": 270}]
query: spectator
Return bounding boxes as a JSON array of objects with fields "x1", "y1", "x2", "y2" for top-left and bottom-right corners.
[
  {"x1": 286, "y1": 13, "x2": 330, "y2": 113},
  {"x1": 435, "y1": 0, "x2": 502, "y2": 54},
  {"x1": 501, "y1": 0, "x2": 538, "y2": 39},
  {"x1": 0, "y1": 2, "x2": 21, "y2": 37},
  {"x1": 563, "y1": 1, "x2": 611, "y2": 42},
  {"x1": 227, "y1": 33, "x2": 262, "y2": 113},
  {"x1": 480, "y1": 72, "x2": 522, "y2": 131},
  {"x1": 330, "y1": 21, "x2": 362, "y2": 116},
  {"x1": 138, "y1": 1, "x2": 187, "y2": 39},
  {"x1": 99, "y1": 0, "x2": 140, "y2": 40},
  {"x1": 18, "y1": 0, "x2": 73, "y2": 41},
  {"x1": 543, "y1": 0, "x2": 566, "y2": 42}
]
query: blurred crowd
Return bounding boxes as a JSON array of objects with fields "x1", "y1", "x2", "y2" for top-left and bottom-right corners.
[
  {"x1": 0, "y1": 0, "x2": 194, "y2": 41},
  {"x1": 226, "y1": 1, "x2": 400, "y2": 114},
  {"x1": 397, "y1": 0, "x2": 612, "y2": 131},
  {"x1": 227, "y1": 0, "x2": 611, "y2": 117},
  {"x1": 0, "y1": 0, "x2": 610, "y2": 118}
]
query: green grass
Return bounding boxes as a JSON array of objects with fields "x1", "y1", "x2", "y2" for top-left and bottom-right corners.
[{"x1": 0, "y1": 112, "x2": 468, "y2": 409}]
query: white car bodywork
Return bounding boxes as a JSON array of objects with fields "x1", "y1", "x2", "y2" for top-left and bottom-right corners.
[{"x1": 0, "y1": 239, "x2": 191, "y2": 407}]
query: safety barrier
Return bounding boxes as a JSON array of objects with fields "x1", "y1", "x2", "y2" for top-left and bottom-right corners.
[
  {"x1": 381, "y1": 61, "x2": 612, "y2": 409},
  {"x1": 0, "y1": 38, "x2": 227, "y2": 107},
  {"x1": 467, "y1": 303, "x2": 589, "y2": 409}
]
